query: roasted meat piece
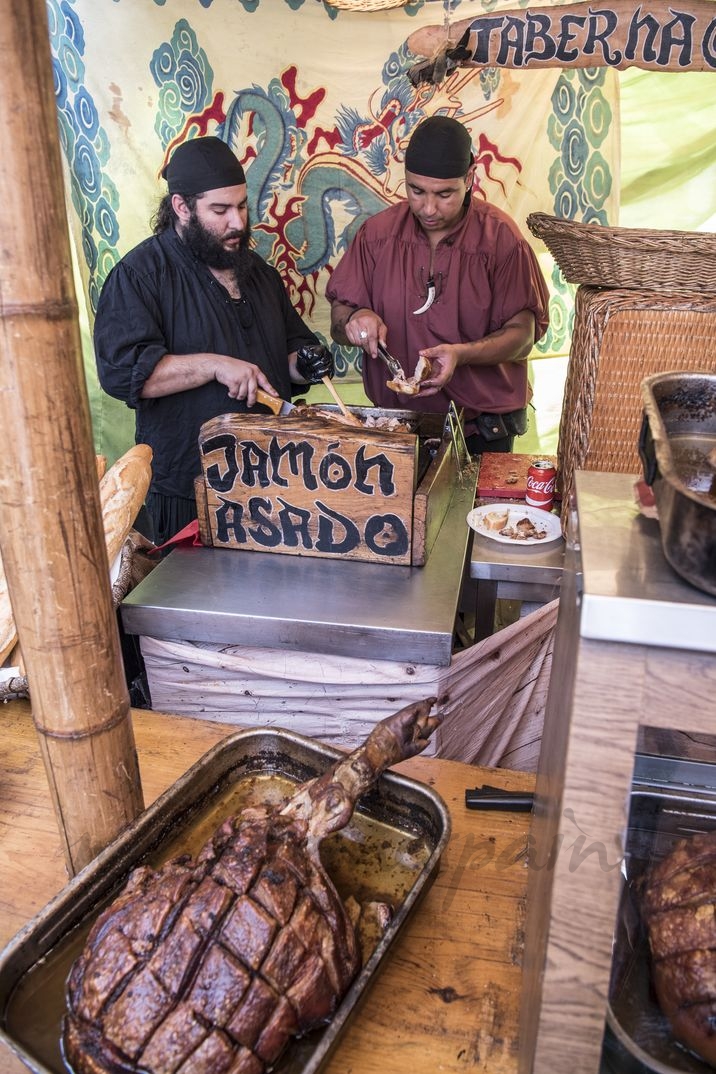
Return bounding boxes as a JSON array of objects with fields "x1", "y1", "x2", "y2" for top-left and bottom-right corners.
[
  {"x1": 386, "y1": 354, "x2": 432, "y2": 396},
  {"x1": 63, "y1": 699, "x2": 440, "y2": 1074},
  {"x1": 642, "y1": 828, "x2": 716, "y2": 1066},
  {"x1": 498, "y1": 517, "x2": 547, "y2": 541}
]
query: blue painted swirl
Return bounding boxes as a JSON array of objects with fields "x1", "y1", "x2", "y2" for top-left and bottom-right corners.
[{"x1": 47, "y1": 0, "x2": 121, "y2": 313}]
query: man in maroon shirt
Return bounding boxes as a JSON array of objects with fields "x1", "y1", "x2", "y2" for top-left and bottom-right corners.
[{"x1": 327, "y1": 116, "x2": 550, "y2": 454}]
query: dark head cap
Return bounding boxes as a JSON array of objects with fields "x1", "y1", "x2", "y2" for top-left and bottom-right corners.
[
  {"x1": 162, "y1": 136, "x2": 246, "y2": 195},
  {"x1": 405, "y1": 116, "x2": 473, "y2": 179}
]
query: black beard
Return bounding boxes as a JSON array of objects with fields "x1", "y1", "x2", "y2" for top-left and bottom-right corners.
[{"x1": 182, "y1": 211, "x2": 253, "y2": 285}]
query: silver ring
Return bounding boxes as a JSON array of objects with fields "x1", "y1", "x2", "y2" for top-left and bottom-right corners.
[{"x1": 360, "y1": 330, "x2": 368, "y2": 340}]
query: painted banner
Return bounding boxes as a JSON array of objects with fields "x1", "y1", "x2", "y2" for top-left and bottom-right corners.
[
  {"x1": 48, "y1": 0, "x2": 620, "y2": 464},
  {"x1": 408, "y1": 0, "x2": 716, "y2": 84}
]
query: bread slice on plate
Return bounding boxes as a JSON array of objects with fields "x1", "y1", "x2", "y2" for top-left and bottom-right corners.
[{"x1": 482, "y1": 509, "x2": 510, "y2": 531}]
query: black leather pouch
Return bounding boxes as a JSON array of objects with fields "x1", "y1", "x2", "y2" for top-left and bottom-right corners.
[
  {"x1": 504, "y1": 407, "x2": 528, "y2": 437},
  {"x1": 475, "y1": 412, "x2": 509, "y2": 441},
  {"x1": 475, "y1": 408, "x2": 528, "y2": 440}
]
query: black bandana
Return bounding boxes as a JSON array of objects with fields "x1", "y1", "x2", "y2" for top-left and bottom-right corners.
[
  {"x1": 405, "y1": 117, "x2": 473, "y2": 179},
  {"x1": 162, "y1": 136, "x2": 246, "y2": 195}
]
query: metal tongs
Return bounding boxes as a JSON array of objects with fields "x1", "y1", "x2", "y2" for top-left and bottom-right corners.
[
  {"x1": 376, "y1": 342, "x2": 404, "y2": 380},
  {"x1": 444, "y1": 401, "x2": 469, "y2": 475},
  {"x1": 465, "y1": 784, "x2": 534, "y2": 813}
]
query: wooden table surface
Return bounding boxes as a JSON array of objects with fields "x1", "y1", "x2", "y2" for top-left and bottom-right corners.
[{"x1": 0, "y1": 701, "x2": 535, "y2": 1074}]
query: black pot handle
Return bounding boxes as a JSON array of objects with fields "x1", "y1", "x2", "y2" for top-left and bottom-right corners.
[{"x1": 638, "y1": 413, "x2": 659, "y2": 486}]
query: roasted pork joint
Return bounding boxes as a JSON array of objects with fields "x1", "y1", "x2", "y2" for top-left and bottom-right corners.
[
  {"x1": 62, "y1": 698, "x2": 440, "y2": 1074},
  {"x1": 642, "y1": 828, "x2": 716, "y2": 1067}
]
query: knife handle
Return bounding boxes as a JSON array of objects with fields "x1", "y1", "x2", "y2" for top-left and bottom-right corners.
[
  {"x1": 255, "y1": 388, "x2": 283, "y2": 415},
  {"x1": 465, "y1": 786, "x2": 534, "y2": 812}
]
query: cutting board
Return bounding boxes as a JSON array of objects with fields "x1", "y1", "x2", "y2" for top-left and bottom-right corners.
[{"x1": 477, "y1": 452, "x2": 559, "y2": 500}]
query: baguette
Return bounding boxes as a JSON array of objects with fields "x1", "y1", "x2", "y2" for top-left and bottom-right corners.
[
  {"x1": 0, "y1": 551, "x2": 17, "y2": 666},
  {"x1": 0, "y1": 446, "x2": 152, "y2": 670},
  {"x1": 483, "y1": 509, "x2": 510, "y2": 531},
  {"x1": 100, "y1": 444, "x2": 153, "y2": 567}
]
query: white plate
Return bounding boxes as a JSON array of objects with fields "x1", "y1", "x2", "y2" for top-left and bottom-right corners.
[{"x1": 467, "y1": 503, "x2": 563, "y2": 545}]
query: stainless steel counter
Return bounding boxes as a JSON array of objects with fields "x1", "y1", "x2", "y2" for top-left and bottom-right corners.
[
  {"x1": 574, "y1": 471, "x2": 716, "y2": 653},
  {"x1": 121, "y1": 478, "x2": 476, "y2": 667},
  {"x1": 468, "y1": 530, "x2": 564, "y2": 641},
  {"x1": 467, "y1": 498, "x2": 565, "y2": 640},
  {"x1": 470, "y1": 534, "x2": 565, "y2": 586}
]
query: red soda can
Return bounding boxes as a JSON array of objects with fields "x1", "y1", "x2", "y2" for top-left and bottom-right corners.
[{"x1": 526, "y1": 459, "x2": 557, "y2": 510}]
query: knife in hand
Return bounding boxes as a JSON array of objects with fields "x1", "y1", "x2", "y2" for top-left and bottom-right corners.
[{"x1": 255, "y1": 388, "x2": 297, "y2": 416}]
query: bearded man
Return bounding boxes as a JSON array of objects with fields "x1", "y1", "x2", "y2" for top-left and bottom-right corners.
[{"x1": 94, "y1": 136, "x2": 331, "y2": 544}]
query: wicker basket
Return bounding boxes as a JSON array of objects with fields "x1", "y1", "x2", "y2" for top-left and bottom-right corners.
[
  {"x1": 556, "y1": 286, "x2": 716, "y2": 534},
  {"x1": 527, "y1": 213, "x2": 716, "y2": 294}
]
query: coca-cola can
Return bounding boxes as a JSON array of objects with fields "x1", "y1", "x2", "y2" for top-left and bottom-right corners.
[{"x1": 526, "y1": 459, "x2": 557, "y2": 510}]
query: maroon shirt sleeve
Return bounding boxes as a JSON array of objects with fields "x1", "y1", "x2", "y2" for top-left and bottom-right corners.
[{"x1": 325, "y1": 222, "x2": 378, "y2": 311}]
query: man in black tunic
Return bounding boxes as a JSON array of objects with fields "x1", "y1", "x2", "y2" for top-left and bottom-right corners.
[{"x1": 94, "y1": 136, "x2": 331, "y2": 545}]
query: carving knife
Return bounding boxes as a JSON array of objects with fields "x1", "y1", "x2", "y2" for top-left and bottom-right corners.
[
  {"x1": 254, "y1": 388, "x2": 361, "y2": 428},
  {"x1": 255, "y1": 388, "x2": 297, "y2": 416}
]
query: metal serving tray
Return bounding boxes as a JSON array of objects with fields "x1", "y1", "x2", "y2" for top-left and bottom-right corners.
[
  {"x1": 604, "y1": 760, "x2": 716, "y2": 1074},
  {"x1": 639, "y1": 371, "x2": 716, "y2": 597},
  {"x1": 0, "y1": 728, "x2": 450, "y2": 1074},
  {"x1": 313, "y1": 406, "x2": 447, "y2": 485}
]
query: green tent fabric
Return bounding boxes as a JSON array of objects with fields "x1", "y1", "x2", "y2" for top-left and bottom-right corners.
[
  {"x1": 525, "y1": 68, "x2": 716, "y2": 456},
  {"x1": 619, "y1": 70, "x2": 716, "y2": 232}
]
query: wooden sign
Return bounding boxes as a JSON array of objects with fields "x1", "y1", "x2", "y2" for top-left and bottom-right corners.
[
  {"x1": 196, "y1": 413, "x2": 418, "y2": 565},
  {"x1": 408, "y1": 0, "x2": 716, "y2": 84}
]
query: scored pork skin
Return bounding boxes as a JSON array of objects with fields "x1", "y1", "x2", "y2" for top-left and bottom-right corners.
[
  {"x1": 63, "y1": 698, "x2": 440, "y2": 1074},
  {"x1": 642, "y1": 829, "x2": 716, "y2": 1067}
]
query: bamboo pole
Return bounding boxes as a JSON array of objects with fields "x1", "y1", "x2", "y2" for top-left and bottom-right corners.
[{"x1": 0, "y1": 1, "x2": 144, "y2": 874}]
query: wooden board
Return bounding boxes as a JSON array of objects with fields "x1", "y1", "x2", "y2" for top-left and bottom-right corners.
[
  {"x1": 0, "y1": 699, "x2": 535, "y2": 1074},
  {"x1": 197, "y1": 412, "x2": 418, "y2": 565},
  {"x1": 477, "y1": 452, "x2": 558, "y2": 500}
]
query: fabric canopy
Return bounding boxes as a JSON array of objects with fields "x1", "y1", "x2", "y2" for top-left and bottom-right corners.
[{"x1": 48, "y1": 1, "x2": 714, "y2": 466}]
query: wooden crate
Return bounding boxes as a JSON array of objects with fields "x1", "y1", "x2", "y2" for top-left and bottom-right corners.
[{"x1": 194, "y1": 410, "x2": 465, "y2": 566}]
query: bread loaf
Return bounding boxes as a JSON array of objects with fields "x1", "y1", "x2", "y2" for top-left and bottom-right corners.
[
  {"x1": 0, "y1": 446, "x2": 152, "y2": 670},
  {"x1": 100, "y1": 444, "x2": 153, "y2": 567},
  {"x1": 642, "y1": 829, "x2": 716, "y2": 1065},
  {"x1": 0, "y1": 550, "x2": 17, "y2": 666},
  {"x1": 483, "y1": 509, "x2": 510, "y2": 531}
]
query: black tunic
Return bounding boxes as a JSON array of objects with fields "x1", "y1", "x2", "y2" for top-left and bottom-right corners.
[{"x1": 94, "y1": 227, "x2": 318, "y2": 504}]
